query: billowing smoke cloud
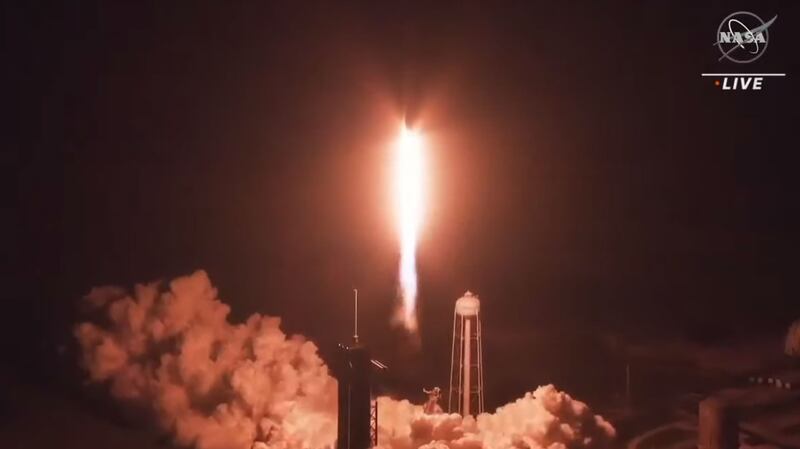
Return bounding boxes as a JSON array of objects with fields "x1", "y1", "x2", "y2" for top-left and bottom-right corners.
[
  {"x1": 75, "y1": 271, "x2": 614, "y2": 449},
  {"x1": 376, "y1": 387, "x2": 615, "y2": 449},
  {"x1": 75, "y1": 270, "x2": 338, "y2": 449}
]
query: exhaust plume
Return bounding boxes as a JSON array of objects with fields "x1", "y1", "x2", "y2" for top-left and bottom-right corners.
[
  {"x1": 74, "y1": 270, "x2": 614, "y2": 449},
  {"x1": 392, "y1": 126, "x2": 426, "y2": 332}
]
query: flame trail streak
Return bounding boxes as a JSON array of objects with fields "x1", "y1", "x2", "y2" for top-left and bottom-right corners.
[{"x1": 393, "y1": 126, "x2": 425, "y2": 332}]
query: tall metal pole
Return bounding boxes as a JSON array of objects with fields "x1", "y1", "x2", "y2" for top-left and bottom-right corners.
[
  {"x1": 477, "y1": 312, "x2": 484, "y2": 413},
  {"x1": 463, "y1": 317, "x2": 471, "y2": 417},
  {"x1": 625, "y1": 361, "x2": 630, "y2": 404},
  {"x1": 353, "y1": 289, "x2": 359, "y2": 343},
  {"x1": 448, "y1": 309, "x2": 456, "y2": 412}
]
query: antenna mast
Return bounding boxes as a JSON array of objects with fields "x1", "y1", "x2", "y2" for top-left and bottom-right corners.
[{"x1": 353, "y1": 288, "x2": 359, "y2": 343}]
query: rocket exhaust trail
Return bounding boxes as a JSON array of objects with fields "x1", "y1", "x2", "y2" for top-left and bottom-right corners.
[{"x1": 393, "y1": 126, "x2": 425, "y2": 332}]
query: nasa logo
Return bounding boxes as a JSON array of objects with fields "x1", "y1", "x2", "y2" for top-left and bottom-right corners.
[
  {"x1": 714, "y1": 11, "x2": 776, "y2": 64},
  {"x1": 703, "y1": 11, "x2": 786, "y2": 92}
]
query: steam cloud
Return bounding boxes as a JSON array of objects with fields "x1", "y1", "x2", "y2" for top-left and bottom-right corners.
[
  {"x1": 75, "y1": 270, "x2": 614, "y2": 449},
  {"x1": 75, "y1": 271, "x2": 337, "y2": 449},
  {"x1": 376, "y1": 388, "x2": 615, "y2": 449}
]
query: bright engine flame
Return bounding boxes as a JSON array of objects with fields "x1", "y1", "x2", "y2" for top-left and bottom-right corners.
[{"x1": 393, "y1": 126, "x2": 425, "y2": 332}]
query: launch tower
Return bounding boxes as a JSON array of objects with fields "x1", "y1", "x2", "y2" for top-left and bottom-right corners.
[{"x1": 334, "y1": 289, "x2": 385, "y2": 449}]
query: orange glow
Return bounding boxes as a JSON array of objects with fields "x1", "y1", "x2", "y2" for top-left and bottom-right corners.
[{"x1": 393, "y1": 126, "x2": 426, "y2": 331}]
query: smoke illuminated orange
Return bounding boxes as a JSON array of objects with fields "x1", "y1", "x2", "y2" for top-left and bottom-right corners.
[{"x1": 393, "y1": 126, "x2": 425, "y2": 332}]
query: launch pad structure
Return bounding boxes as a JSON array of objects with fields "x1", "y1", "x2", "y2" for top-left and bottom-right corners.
[
  {"x1": 334, "y1": 289, "x2": 386, "y2": 449},
  {"x1": 334, "y1": 290, "x2": 487, "y2": 449}
]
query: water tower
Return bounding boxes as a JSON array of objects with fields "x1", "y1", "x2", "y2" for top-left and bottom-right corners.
[{"x1": 448, "y1": 291, "x2": 485, "y2": 416}]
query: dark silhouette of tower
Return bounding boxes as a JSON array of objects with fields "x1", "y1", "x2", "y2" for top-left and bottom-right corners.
[
  {"x1": 334, "y1": 289, "x2": 384, "y2": 449},
  {"x1": 335, "y1": 342, "x2": 373, "y2": 449}
]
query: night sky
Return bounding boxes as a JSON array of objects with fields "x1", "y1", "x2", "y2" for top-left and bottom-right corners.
[{"x1": 6, "y1": 1, "x2": 800, "y2": 412}]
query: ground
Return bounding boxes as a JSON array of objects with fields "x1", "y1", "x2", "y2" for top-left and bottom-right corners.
[
  {"x1": 606, "y1": 335, "x2": 800, "y2": 449},
  {"x1": 2, "y1": 331, "x2": 798, "y2": 449}
]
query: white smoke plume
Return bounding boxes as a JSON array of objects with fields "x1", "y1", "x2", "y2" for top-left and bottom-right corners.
[
  {"x1": 75, "y1": 270, "x2": 338, "y2": 449},
  {"x1": 376, "y1": 387, "x2": 615, "y2": 449},
  {"x1": 75, "y1": 270, "x2": 614, "y2": 449}
]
